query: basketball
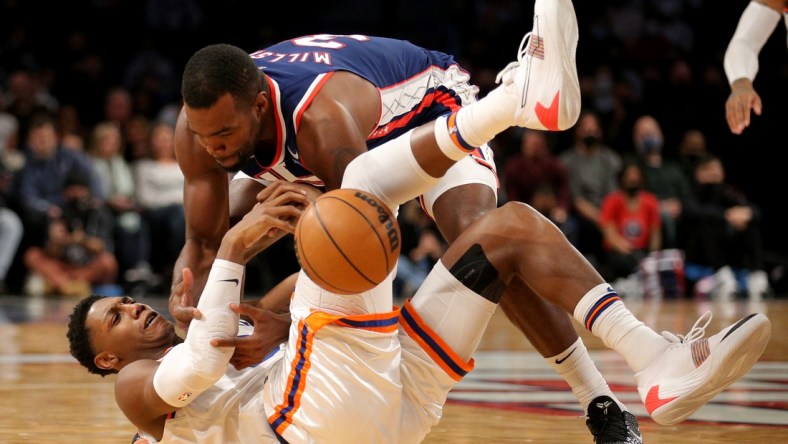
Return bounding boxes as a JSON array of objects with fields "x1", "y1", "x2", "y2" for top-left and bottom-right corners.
[{"x1": 294, "y1": 188, "x2": 401, "y2": 295}]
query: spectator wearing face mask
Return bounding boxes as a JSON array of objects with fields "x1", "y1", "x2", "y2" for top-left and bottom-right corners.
[
  {"x1": 630, "y1": 115, "x2": 690, "y2": 250},
  {"x1": 676, "y1": 129, "x2": 708, "y2": 185},
  {"x1": 558, "y1": 109, "x2": 622, "y2": 266},
  {"x1": 598, "y1": 161, "x2": 662, "y2": 283},
  {"x1": 682, "y1": 154, "x2": 769, "y2": 301}
]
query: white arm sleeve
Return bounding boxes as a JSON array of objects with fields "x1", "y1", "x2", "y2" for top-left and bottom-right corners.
[
  {"x1": 724, "y1": 1, "x2": 781, "y2": 84},
  {"x1": 152, "y1": 259, "x2": 244, "y2": 407}
]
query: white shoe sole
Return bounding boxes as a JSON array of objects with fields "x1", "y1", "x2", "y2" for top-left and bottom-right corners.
[{"x1": 649, "y1": 313, "x2": 771, "y2": 425}]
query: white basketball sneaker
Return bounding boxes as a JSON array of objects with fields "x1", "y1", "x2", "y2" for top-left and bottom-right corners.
[
  {"x1": 635, "y1": 311, "x2": 771, "y2": 425},
  {"x1": 495, "y1": 0, "x2": 581, "y2": 131}
]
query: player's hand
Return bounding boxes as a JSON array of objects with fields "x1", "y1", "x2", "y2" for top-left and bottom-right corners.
[
  {"x1": 726, "y1": 78, "x2": 761, "y2": 135},
  {"x1": 210, "y1": 303, "x2": 290, "y2": 370},
  {"x1": 225, "y1": 190, "x2": 309, "y2": 260},
  {"x1": 256, "y1": 180, "x2": 323, "y2": 207},
  {"x1": 168, "y1": 267, "x2": 202, "y2": 336}
]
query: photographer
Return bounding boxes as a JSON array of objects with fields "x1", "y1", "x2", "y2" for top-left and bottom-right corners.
[{"x1": 23, "y1": 172, "x2": 117, "y2": 297}]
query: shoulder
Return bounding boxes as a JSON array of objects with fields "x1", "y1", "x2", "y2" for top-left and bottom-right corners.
[{"x1": 115, "y1": 359, "x2": 160, "y2": 415}]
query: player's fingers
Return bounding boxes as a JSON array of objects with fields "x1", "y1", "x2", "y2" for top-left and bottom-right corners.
[
  {"x1": 752, "y1": 95, "x2": 763, "y2": 116},
  {"x1": 258, "y1": 182, "x2": 306, "y2": 203},
  {"x1": 230, "y1": 302, "x2": 266, "y2": 318},
  {"x1": 254, "y1": 181, "x2": 281, "y2": 202},
  {"x1": 267, "y1": 190, "x2": 310, "y2": 208}
]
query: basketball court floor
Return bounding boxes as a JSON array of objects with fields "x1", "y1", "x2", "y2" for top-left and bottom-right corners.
[{"x1": 0, "y1": 293, "x2": 786, "y2": 443}]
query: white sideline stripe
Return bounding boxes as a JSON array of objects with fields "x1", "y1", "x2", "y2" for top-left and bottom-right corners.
[{"x1": 0, "y1": 354, "x2": 76, "y2": 364}]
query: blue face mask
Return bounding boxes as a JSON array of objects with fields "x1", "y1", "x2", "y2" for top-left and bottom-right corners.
[{"x1": 639, "y1": 136, "x2": 662, "y2": 154}]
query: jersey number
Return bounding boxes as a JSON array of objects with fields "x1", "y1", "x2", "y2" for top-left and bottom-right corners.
[{"x1": 291, "y1": 34, "x2": 369, "y2": 49}]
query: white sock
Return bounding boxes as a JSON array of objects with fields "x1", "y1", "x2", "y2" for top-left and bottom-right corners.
[
  {"x1": 433, "y1": 87, "x2": 516, "y2": 160},
  {"x1": 455, "y1": 87, "x2": 516, "y2": 147},
  {"x1": 573, "y1": 284, "x2": 668, "y2": 372},
  {"x1": 545, "y1": 338, "x2": 627, "y2": 412}
]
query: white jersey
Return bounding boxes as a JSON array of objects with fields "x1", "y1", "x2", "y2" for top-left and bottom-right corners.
[
  {"x1": 142, "y1": 269, "x2": 473, "y2": 444},
  {"x1": 140, "y1": 323, "x2": 285, "y2": 444}
]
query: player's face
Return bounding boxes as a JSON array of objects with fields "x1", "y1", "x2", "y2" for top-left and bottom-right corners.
[
  {"x1": 86, "y1": 296, "x2": 178, "y2": 367},
  {"x1": 185, "y1": 93, "x2": 260, "y2": 173}
]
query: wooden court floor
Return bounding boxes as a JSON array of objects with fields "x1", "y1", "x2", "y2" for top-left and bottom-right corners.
[{"x1": 0, "y1": 294, "x2": 786, "y2": 443}]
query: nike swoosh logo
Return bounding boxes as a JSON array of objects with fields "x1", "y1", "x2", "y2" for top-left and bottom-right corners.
[
  {"x1": 555, "y1": 347, "x2": 577, "y2": 364},
  {"x1": 644, "y1": 385, "x2": 677, "y2": 414},
  {"x1": 286, "y1": 145, "x2": 300, "y2": 160},
  {"x1": 721, "y1": 313, "x2": 757, "y2": 342},
  {"x1": 219, "y1": 278, "x2": 240, "y2": 286},
  {"x1": 535, "y1": 91, "x2": 560, "y2": 131}
]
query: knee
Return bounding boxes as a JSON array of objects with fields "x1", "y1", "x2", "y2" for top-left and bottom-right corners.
[{"x1": 496, "y1": 202, "x2": 560, "y2": 241}]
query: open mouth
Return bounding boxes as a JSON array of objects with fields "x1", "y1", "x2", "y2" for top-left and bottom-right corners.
[{"x1": 144, "y1": 312, "x2": 158, "y2": 329}]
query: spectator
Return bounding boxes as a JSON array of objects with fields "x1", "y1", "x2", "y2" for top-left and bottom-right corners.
[
  {"x1": 23, "y1": 172, "x2": 117, "y2": 297},
  {"x1": 88, "y1": 121, "x2": 151, "y2": 284},
  {"x1": 630, "y1": 115, "x2": 690, "y2": 249},
  {"x1": 132, "y1": 121, "x2": 184, "y2": 280},
  {"x1": 124, "y1": 115, "x2": 152, "y2": 162},
  {"x1": 682, "y1": 154, "x2": 770, "y2": 300},
  {"x1": 0, "y1": 157, "x2": 23, "y2": 292},
  {"x1": 559, "y1": 109, "x2": 622, "y2": 266},
  {"x1": 394, "y1": 199, "x2": 445, "y2": 299},
  {"x1": 598, "y1": 161, "x2": 661, "y2": 284},
  {"x1": 503, "y1": 129, "x2": 577, "y2": 245},
  {"x1": 4, "y1": 70, "x2": 59, "y2": 142},
  {"x1": 12, "y1": 113, "x2": 102, "y2": 244},
  {"x1": 676, "y1": 128, "x2": 708, "y2": 184}
]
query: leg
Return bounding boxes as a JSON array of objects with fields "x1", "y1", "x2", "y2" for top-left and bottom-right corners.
[
  {"x1": 431, "y1": 182, "x2": 631, "y2": 423},
  {"x1": 0, "y1": 208, "x2": 23, "y2": 283},
  {"x1": 72, "y1": 252, "x2": 119, "y2": 285},
  {"x1": 448, "y1": 202, "x2": 771, "y2": 426},
  {"x1": 23, "y1": 247, "x2": 72, "y2": 292},
  {"x1": 431, "y1": 183, "x2": 581, "y2": 357}
]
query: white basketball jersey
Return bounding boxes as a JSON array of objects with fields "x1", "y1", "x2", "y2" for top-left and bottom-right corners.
[{"x1": 140, "y1": 326, "x2": 285, "y2": 444}]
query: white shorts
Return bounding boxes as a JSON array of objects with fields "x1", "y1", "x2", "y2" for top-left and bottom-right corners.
[{"x1": 262, "y1": 271, "x2": 473, "y2": 444}]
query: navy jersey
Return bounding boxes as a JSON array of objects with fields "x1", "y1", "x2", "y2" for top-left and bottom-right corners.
[{"x1": 240, "y1": 34, "x2": 492, "y2": 187}]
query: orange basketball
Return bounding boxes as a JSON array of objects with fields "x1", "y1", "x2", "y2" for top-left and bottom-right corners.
[{"x1": 294, "y1": 188, "x2": 401, "y2": 295}]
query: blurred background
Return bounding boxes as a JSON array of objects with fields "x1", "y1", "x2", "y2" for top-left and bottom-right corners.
[{"x1": 1, "y1": 0, "x2": 786, "y2": 300}]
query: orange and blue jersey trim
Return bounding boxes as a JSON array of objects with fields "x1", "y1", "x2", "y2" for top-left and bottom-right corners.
[
  {"x1": 584, "y1": 288, "x2": 621, "y2": 331},
  {"x1": 267, "y1": 309, "x2": 400, "y2": 435},
  {"x1": 399, "y1": 299, "x2": 473, "y2": 381}
]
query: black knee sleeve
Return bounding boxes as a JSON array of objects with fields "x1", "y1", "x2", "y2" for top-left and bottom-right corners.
[{"x1": 447, "y1": 243, "x2": 505, "y2": 303}]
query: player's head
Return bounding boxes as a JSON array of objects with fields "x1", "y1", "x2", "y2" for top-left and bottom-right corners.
[
  {"x1": 181, "y1": 43, "x2": 269, "y2": 172},
  {"x1": 67, "y1": 295, "x2": 179, "y2": 376}
]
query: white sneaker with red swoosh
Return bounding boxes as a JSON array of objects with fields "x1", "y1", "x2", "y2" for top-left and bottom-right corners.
[
  {"x1": 635, "y1": 311, "x2": 771, "y2": 425},
  {"x1": 495, "y1": 0, "x2": 581, "y2": 131}
]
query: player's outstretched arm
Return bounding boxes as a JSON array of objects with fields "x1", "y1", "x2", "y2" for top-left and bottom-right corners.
[
  {"x1": 115, "y1": 188, "x2": 306, "y2": 440},
  {"x1": 723, "y1": 0, "x2": 782, "y2": 134}
]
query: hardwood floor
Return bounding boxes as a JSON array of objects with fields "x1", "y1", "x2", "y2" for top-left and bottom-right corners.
[{"x1": 1, "y1": 295, "x2": 785, "y2": 443}]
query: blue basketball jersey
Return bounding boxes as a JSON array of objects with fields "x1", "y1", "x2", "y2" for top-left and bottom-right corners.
[{"x1": 240, "y1": 34, "x2": 492, "y2": 187}]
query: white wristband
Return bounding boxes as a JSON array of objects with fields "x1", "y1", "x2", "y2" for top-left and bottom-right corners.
[{"x1": 723, "y1": 1, "x2": 781, "y2": 84}]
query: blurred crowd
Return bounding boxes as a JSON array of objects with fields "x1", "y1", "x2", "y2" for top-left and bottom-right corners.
[{"x1": 0, "y1": 0, "x2": 785, "y2": 300}]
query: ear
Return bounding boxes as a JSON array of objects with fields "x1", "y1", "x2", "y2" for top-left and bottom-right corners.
[
  {"x1": 254, "y1": 91, "x2": 269, "y2": 115},
  {"x1": 94, "y1": 351, "x2": 119, "y2": 372}
]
